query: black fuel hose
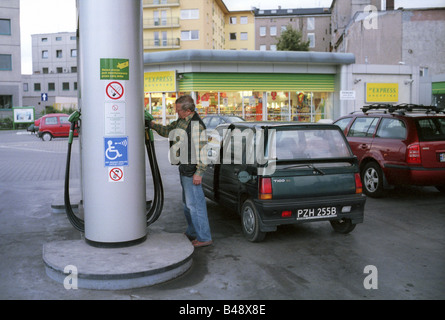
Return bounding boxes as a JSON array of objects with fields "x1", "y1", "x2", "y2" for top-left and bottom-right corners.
[
  {"x1": 64, "y1": 121, "x2": 85, "y2": 232},
  {"x1": 145, "y1": 128, "x2": 164, "y2": 226},
  {"x1": 64, "y1": 121, "x2": 164, "y2": 231}
]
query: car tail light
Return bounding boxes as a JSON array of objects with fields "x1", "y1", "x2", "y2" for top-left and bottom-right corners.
[
  {"x1": 281, "y1": 210, "x2": 292, "y2": 218},
  {"x1": 355, "y1": 173, "x2": 363, "y2": 194},
  {"x1": 407, "y1": 143, "x2": 421, "y2": 164},
  {"x1": 259, "y1": 177, "x2": 272, "y2": 200}
]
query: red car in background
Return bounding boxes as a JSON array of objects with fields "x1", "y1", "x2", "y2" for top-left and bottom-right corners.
[
  {"x1": 38, "y1": 113, "x2": 78, "y2": 141},
  {"x1": 334, "y1": 104, "x2": 445, "y2": 197}
]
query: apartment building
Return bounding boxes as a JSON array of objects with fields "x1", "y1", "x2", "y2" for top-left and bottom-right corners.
[
  {"x1": 22, "y1": 32, "x2": 78, "y2": 115},
  {"x1": 253, "y1": 7, "x2": 331, "y2": 52},
  {"x1": 0, "y1": 0, "x2": 22, "y2": 115},
  {"x1": 142, "y1": 0, "x2": 231, "y2": 52},
  {"x1": 225, "y1": 10, "x2": 255, "y2": 50},
  {"x1": 330, "y1": 0, "x2": 445, "y2": 106}
]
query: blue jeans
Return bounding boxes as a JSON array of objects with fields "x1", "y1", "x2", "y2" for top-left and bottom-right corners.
[{"x1": 180, "y1": 174, "x2": 212, "y2": 242}]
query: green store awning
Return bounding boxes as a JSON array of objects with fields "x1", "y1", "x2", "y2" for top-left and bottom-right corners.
[
  {"x1": 432, "y1": 82, "x2": 445, "y2": 94},
  {"x1": 179, "y1": 73, "x2": 335, "y2": 92}
]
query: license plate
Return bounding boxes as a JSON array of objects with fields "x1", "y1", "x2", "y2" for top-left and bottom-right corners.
[
  {"x1": 440, "y1": 153, "x2": 445, "y2": 162},
  {"x1": 297, "y1": 207, "x2": 337, "y2": 220}
]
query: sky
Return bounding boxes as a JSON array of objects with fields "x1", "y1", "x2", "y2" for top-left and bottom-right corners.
[{"x1": 19, "y1": 0, "x2": 445, "y2": 74}]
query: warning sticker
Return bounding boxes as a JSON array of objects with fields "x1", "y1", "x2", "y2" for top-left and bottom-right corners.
[
  {"x1": 109, "y1": 167, "x2": 124, "y2": 183},
  {"x1": 100, "y1": 58, "x2": 129, "y2": 80},
  {"x1": 105, "y1": 81, "x2": 125, "y2": 101},
  {"x1": 104, "y1": 137, "x2": 128, "y2": 167}
]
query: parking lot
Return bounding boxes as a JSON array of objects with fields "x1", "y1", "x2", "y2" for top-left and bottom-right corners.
[{"x1": 0, "y1": 130, "x2": 444, "y2": 300}]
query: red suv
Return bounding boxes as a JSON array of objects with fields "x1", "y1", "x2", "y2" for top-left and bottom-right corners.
[
  {"x1": 38, "y1": 113, "x2": 78, "y2": 141},
  {"x1": 334, "y1": 104, "x2": 445, "y2": 197}
]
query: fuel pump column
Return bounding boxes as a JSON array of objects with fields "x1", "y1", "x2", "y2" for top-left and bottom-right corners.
[{"x1": 78, "y1": 0, "x2": 146, "y2": 246}]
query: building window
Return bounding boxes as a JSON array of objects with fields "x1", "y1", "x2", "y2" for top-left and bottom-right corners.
[
  {"x1": 181, "y1": 9, "x2": 199, "y2": 20},
  {"x1": 57, "y1": 67, "x2": 63, "y2": 73},
  {"x1": 240, "y1": 16, "x2": 248, "y2": 24},
  {"x1": 0, "y1": 19, "x2": 11, "y2": 35},
  {"x1": 71, "y1": 66, "x2": 77, "y2": 73},
  {"x1": 229, "y1": 17, "x2": 237, "y2": 24},
  {"x1": 0, "y1": 54, "x2": 12, "y2": 70},
  {"x1": 70, "y1": 36, "x2": 76, "y2": 40},
  {"x1": 42, "y1": 67, "x2": 49, "y2": 74},
  {"x1": 308, "y1": 33, "x2": 315, "y2": 48},
  {"x1": 240, "y1": 32, "x2": 248, "y2": 40},
  {"x1": 260, "y1": 26, "x2": 266, "y2": 36},
  {"x1": 181, "y1": 30, "x2": 199, "y2": 41},
  {"x1": 62, "y1": 82, "x2": 70, "y2": 91},
  {"x1": 230, "y1": 32, "x2": 237, "y2": 40},
  {"x1": 42, "y1": 50, "x2": 48, "y2": 59},
  {"x1": 162, "y1": 31, "x2": 167, "y2": 46},
  {"x1": 74, "y1": 82, "x2": 78, "y2": 90},
  {"x1": 0, "y1": 95, "x2": 13, "y2": 109},
  {"x1": 270, "y1": 44, "x2": 277, "y2": 51},
  {"x1": 41, "y1": 37, "x2": 48, "y2": 42},
  {"x1": 56, "y1": 50, "x2": 63, "y2": 58},
  {"x1": 55, "y1": 36, "x2": 62, "y2": 41},
  {"x1": 23, "y1": 83, "x2": 29, "y2": 92},
  {"x1": 307, "y1": 17, "x2": 315, "y2": 30},
  {"x1": 420, "y1": 67, "x2": 429, "y2": 77},
  {"x1": 270, "y1": 26, "x2": 277, "y2": 36},
  {"x1": 71, "y1": 49, "x2": 77, "y2": 57},
  {"x1": 259, "y1": 45, "x2": 266, "y2": 51},
  {"x1": 34, "y1": 83, "x2": 41, "y2": 92},
  {"x1": 154, "y1": 31, "x2": 160, "y2": 46},
  {"x1": 48, "y1": 83, "x2": 55, "y2": 91}
]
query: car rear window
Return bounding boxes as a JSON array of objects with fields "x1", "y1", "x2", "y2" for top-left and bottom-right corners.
[
  {"x1": 376, "y1": 118, "x2": 406, "y2": 139},
  {"x1": 274, "y1": 128, "x2": 352, "y2": 160},
  {"x1": 60, "y1": 116, "x2": 70, "y2": 124},
  {"x1": 416, "y1": 118, "x2": 445, "y2": 141}
]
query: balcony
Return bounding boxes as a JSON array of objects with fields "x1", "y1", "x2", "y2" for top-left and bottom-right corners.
[
  {"x1": 143, "y1": 17, "x2": 180, "y2": 29},
  {"x1": 143, "y1": 0, "x2": 180, "y2": 8},
  {"x1": 144, "y1": 38, "x2": 181, "y2": 50}
]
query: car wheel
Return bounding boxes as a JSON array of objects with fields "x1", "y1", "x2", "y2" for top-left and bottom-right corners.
[
  {"x1": 41, "y1": 132, "x2": 53, "y2": 141},
  {"x1": 330, "y1": 218, "x2": 356, "y2": 234},
  {"x1": 436, "y1": 185, "x2": 445, "y2": 193},
  {"x1": 362, "y1": 162, "x2": 384, "y2": 198},
  {"x1": 241, "y1": 199, "x2": 266, "y2": 242}
]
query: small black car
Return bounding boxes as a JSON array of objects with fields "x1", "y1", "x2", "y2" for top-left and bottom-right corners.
[{"x1": 202, "y1": 122, "x2": 366, "y2": 242}]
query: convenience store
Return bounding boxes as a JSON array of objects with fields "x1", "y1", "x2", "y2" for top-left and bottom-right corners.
[{"x1": 144, "y1": 50, "x2": 355, "y2": 124}]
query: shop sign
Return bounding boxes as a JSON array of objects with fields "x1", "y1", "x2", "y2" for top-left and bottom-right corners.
[
  {"x1": 144, "y1": 71, "x2": 177, "y2": 93},
  {"x1": 366, "y1": 83, "x2": 398, "y2": 103}
]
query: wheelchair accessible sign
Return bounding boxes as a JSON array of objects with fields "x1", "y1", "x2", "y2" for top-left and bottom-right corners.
[{"x1": 104, "y1": 137, "x2": 128, "y2": 167}]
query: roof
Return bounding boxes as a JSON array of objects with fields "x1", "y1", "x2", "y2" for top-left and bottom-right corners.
[
  {"x1": 253, "y1": 7, "x2": 331, "y2": 16},
  {"x1": 144, "y1": 49, "x2": 355, "y2": 65}
]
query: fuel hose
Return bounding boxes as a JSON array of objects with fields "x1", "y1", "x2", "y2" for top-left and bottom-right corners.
[
  {"x1": 64, "y1": 117, "x2": 85, "y2": 232},
  {"x1": 64, "y1": 111, "x2": 164, "y2": 232}
]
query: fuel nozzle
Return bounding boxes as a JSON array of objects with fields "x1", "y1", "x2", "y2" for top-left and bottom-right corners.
[
  {"x1": 144, "y1": 110, "x2": 154, "y2": 141},
  {"x1": 68, "y1": 110, "x2": 81, "y2": 123},
  {"x1": 68, "y1": 111, "x2": 81, "y2": 144}
]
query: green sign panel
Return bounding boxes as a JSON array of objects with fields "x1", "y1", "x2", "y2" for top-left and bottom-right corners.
[{"x1": 100, "y1": 58, "x2": 129, "y2": 80}]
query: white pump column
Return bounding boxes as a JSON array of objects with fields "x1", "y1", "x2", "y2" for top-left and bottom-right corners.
[{"x1": 77, "y1": 0, "x2": 147, "y2": 245}]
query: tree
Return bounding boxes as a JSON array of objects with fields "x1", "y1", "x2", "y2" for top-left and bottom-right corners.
[{"x1": 276, "y1": 25, "x2": 310, "y2": 51}]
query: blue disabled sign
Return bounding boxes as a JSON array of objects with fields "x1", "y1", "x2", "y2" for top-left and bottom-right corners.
[{"x1": 104, "y1": 137, "x2": 128, "y2": 167}]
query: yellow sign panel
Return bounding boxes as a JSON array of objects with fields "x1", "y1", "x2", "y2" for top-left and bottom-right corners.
[
  {"x1": 144, "y1": 71, "x2": 176, "y2": 92},
  {"x1": 366, "y1": 83, "x2": 398, "y2": 103}
]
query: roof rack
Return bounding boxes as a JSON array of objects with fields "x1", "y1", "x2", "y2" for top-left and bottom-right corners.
[{"x1": 361, "y1": 104, "x2": 444, "y2": 115}]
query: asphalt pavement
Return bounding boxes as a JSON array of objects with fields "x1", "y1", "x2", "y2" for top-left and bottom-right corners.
[{"x1": 1, "y1": 130, "x2": 444, "y2": 302}]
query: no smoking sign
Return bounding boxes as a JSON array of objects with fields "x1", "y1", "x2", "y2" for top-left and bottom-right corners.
[
  {"x1": 108, "y1": 167, "x2": 124, "y2": 183},
  {"x1": 105, "y1": 81, "x2": 125, "y2": 101}
]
